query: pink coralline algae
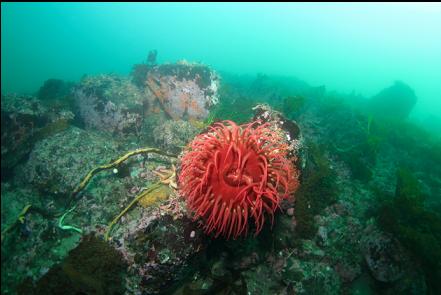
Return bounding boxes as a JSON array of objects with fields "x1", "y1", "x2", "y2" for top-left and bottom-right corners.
[
  {"x1": 145, "y1": 61, "x2": 220, "y2": 121},
  {"x1": 74, "y1": 75, "x2": 145, "y2": 136}
]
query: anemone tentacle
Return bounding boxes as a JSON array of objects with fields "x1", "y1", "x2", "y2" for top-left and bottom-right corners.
[{"x1": 179, "y1": 120, "x2": 299, "y2": 239}]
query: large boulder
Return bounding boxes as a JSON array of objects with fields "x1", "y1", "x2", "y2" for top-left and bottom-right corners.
[
  {"x1": 1, "y1": 94, "x2": 74, "y2": 179},
  {"x1": 15, "y1": 126, "x2": 119, "y2": 197},
  {"x1": 73, "y1": 75, "x2": 146, "y2": 136},
  {"x1": 361, "y1": 224, "x2": 410, "y2": 283},
  {"x1": 37, "y1": 79, "x2": 75, "y2": 103},
  {"x1": 368, "y1": 81, "x2": 417, "y2": 119},
  {"x1": 140, "y1": 113, "x2": 201, "y2": 154},
  {"x1": 134, "y1": 60, "x2": 220, "y2": 121}
]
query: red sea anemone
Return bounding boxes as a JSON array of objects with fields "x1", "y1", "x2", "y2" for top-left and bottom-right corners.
[{"x1": 179, "y1": 120, "x2": 299, "y2": 239}]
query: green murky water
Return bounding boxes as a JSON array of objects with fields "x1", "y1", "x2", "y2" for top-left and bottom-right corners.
[{"x1": 1, "y1": 3, "x2": 440, "y2": 295}]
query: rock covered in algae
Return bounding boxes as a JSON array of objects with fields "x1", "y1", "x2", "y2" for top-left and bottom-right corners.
[
  {"x1": 361, "y1": 223, "x2": 411, "y2": 283},
  {"x1": 140, "y1": 112, "x2": 201, "y2": 154},
  {"x1": 281, "y1": 258, "x2": 342, "y2": 294},
  {"x1": 37, "y1": 78, "x2": 75, "y2": 103},
  {"x1": 18, "y1": 234, "x2": 127, "y2": 295},
  {"x1": 368, "y1": 80, "x2": 417, "y2": 120},
  {"x1": 15, "y1": 126, "x2": 119, "y2": 197},
  {"x1": 73, "y1": 74, "x2": 146, "y2": 136},
  {"x1": 121, "y1": 215, "x2": 206, "y2": 294},
  {"x1": 252, "y1": 103, "x2": 304, "y2": 169},
  {"x1": 1, "y1": 184, "x2": 81, "y2": 294},
  {"x1": 140, "y1": 60, "x2": 220, "y2": 121},
  {"x1": 1, "y1": 93, "x2": 74, "y2": 179}
]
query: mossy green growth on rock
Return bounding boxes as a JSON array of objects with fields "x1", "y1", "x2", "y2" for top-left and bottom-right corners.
[
  {"x1": 368, "y1": 81, "x2": 417, "y2": 120},
  {"x1": 37, "y1": 78, "x2": 76, "y2": 111},
  {"x1": 343, "y1": 137, "x2": 378, "y2": 181},
  {"x1": 372, "y1": 118, "x2": 441, "y2": 175},
  {"x1": 19, "y1": 234, "x2": 126, "y2": 295},
  {"x1": 333, "y1": 115, "x2": 380, "y2": 182},
  {"x1": 377, "y1": 168, "x2": 441, "y2": 294},
  {"x1": 278, "y1": 95, "x2": 306, "y2": 119},
  {"x1": 128, "y1": 215, "x2": 206, "y2": 294},
  {"x1": 208, "y1": 84, "x2": 256, "y2": 124},
  {"x1": 295, "y1": 143, "x2": 338, "y2": 239}
]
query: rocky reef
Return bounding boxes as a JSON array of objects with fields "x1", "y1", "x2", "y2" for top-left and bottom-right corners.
[
  {"x1": 1, "y1": 94, "x2": 74, "y2": 180},
  {"x1": 2, "y1": 61, "x2": 440, "y2": 295},
  {"x1": 71, "y1": 60, "x2": 220, "y2": 140},
  {"x1": 73, "y1": 75, "x2": 146, "y2": 136},
  {"x1": 368, "y1": 81, "x2": 417, "y2": 120},
  {"x1": 135, "y1": 60, "x2": 220, "y2": 121},
  {"x1": 14, "y1": 127, "x2": 120, "y2": 197}
]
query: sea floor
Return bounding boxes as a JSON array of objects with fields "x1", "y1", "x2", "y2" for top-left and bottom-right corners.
[{"x1": 1, "y1": 62, "x2": 440, "y2": 294}]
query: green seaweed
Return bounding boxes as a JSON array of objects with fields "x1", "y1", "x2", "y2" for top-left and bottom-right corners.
[
  {"x1": 295, "y1": 143, "x2": 338, "y2": 239},
  {"x1": 341, "y1": 147, "x2": 373, "y2": 182},
  {"x1": 19, "y1": 234, "x2": 127, "y2": 295},
  {"x1": 278, "y1": 95, "x2": 306, "y2": 119},
  {"x1": 209, "y1": 84, "x2": 256, "y2": 124},
  {"x1": 57, "y1": 205, "x2": 82, "y2": 234},
  {"x1": 377, "y1": 168, "x2": 441, "y2": 294},
  {"x1": 131, "y1": 63, "x2": 151, "y2": 88},
  {"x1": 37, "y1": 79, "x2": 76, "y2": 111}
]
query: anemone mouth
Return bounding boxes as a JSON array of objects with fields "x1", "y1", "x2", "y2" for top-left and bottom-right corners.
[
  {"x1": 223, "y1": 168, "x2": 254, "y2": 187},
  {"x1": 179, "y1": 120, "x2": 299, "y2": 239}
]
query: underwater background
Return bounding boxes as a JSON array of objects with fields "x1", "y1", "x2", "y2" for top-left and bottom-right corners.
[{"x1": 1, "y1": 2, "x2": 441, "y2": 295}]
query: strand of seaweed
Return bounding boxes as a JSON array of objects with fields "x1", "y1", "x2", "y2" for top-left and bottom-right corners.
[{"x1": 1, "y1": 147, "x2": 177, "y2": 242}]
